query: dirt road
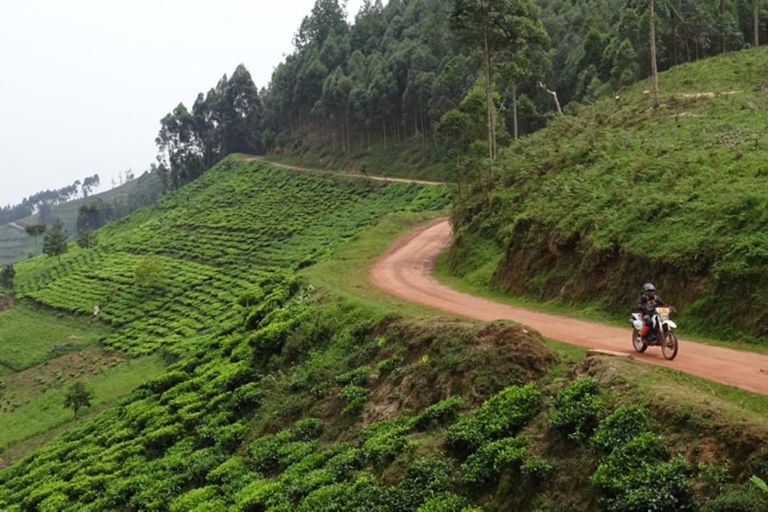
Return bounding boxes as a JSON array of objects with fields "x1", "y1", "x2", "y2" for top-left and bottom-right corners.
[
  {"x1": 370, "y1": 219, "x2": 768, "y2": 396},
  {"x1": 244, "y1": 156, "x2": 446, "y2": 186}
]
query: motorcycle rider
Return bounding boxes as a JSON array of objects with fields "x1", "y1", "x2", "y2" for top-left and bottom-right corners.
[{"x1": 635, "y1": 283, "x2": 668, "y2": 340}]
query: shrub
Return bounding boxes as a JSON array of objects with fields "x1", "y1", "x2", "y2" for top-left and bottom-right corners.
[
  {"x1": 361, "y1": 422, "x2": 414, "y2": 467},
  {"x1": 324, "y1": 446, "x2": 364, "y2": 480},
  {"x1": 591, "y1": 405, "x2": 653, "y2": 452},
  {"x1": 417, "y1": 493, "x2": 479, "y2": 512},
  {"x1": 550, "y1": 377, "x2": 602, "y2": 442},
  {"x1": 340, "y1": 385, "x2": 369, "y2": 416},
  {"x1": 461, "y1": 437, "x2": 529, "y2": 486},
  {"x1": 169, "y1": 486, "x2": 226, "y2": 512},
  {"x1": 249, "y1": 430, "x2": 293, "y2": 473},
  {"x1": 701, "y1": 485, "x2": 768, "y2": 512},
  {"x1": 376, "y1": 356, "x2": 402, "y2": 376},
  {"x1": 447, "y1": 383, "x2": 541, "y2": 451},
  {"x1": 234, "y1": 479, "x2": 288, "y2": 512},
  {"x1": 385, "y1": 456, "x2": 454, "y2": 511},
  {"x1": 591, "y1": 433, "x2": 695, "y2": 512},
  {"x1": 335, "y1": 366, "x2": 372, "y2": 386},
  {"x1": 294, "y1": 418, "x2": 324, "y2": 441},
  {"x1": 297, "y1": 473, "x2": 384, "y2": 511},
  {"x1": 411, "y1": 396, "x2": 464, "y2": 432}
]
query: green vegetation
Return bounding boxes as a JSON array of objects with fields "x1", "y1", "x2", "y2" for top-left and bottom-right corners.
[
  {"x1": 0, "y1": 305, "x2": 107, "y2": 371},
  {"x1": 449, "y1": 47, "x2": 768, "y2": 342}
]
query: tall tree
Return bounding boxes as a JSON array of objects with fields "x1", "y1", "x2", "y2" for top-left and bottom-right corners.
[
  {"x1": 451, "y1": 0, "x2": 548, "y2": 160},
  {"x1": 756, "y1": 0, "x2": 761, "y2": 47},
  {"x1": 24, "y1": 223, "x2": 46, "y2": 254},
  {"x1": 43, "y1": 219, "x2": 68, "y2": 263}
]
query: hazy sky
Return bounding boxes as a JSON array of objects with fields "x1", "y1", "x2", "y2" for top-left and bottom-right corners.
[{"x1": 0, "y1": 0, "x2": 363, "y2": 207}]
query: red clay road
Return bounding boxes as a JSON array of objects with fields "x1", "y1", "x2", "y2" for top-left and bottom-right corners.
[{"x1": 370, "y1": 218, "x2": 768, "y2": 396}]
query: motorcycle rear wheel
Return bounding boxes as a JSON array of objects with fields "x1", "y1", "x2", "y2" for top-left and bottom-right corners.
[
  {"x1": 632, "y1": 328, "x2": 647, "y2": 353},
  {"x1": 661, "y1": 331, "x2": 678, "y2": 360}
]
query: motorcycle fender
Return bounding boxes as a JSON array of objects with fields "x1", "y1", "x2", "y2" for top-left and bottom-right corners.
[
  {"x1": 631, "y1": 319, "x2": 644, "y2": 330},
  {"x1": 664, "y1": 320, "x2": 677, "y2": 329}
]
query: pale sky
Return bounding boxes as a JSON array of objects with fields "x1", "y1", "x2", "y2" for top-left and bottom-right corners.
[{"x1": 0, "y1": 0, "x2": 363, "y2": 207}]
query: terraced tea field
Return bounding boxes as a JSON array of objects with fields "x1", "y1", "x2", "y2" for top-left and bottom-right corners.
[{"x1": 12, "y1": 157, "x2": 450, "y2": 355}]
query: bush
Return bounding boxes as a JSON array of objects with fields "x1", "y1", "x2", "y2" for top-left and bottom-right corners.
[
  {"x1": 461, "y1": 437, "x2": 529, "y2": 485},
  {"x1": 361, "y1": 422, "x2": 414, "y2": 467},
  {"x1": 550, "y1": 377, "x2": 602, "y2": 442},
  {"x1": 297, "y1": 473, "x2": 383, "y2": 511},
  {"x1": 294, "y1": 418, "x2": 324, "y2": 441},
  {"x1": 411, "y1": 396, "x2": 464, "y2": 432},
  {"x1": 340, "y1": 385, "x2": 368, "y2": 416},
  {"x1": 447, "y1": 383, "x2": 541, "y2": 451},
  {"x1": 335, "y1": 366, "x2": 372, "y2": 386},
  {"x1": 701, "y1": 485, "x2": 768, "y2": 512},
  {"x1": 592, "y1": 405, "x2": 653, "y2": 452},
  {"x1": 376, "y1": 356, "x2": 402, "y2": 376},
  {"x1": 385, "y1": 456, "x2": 454, "y2": 511},
  {"x1": 591, "y1": 433, "x2": 695, "y2": 512},
  {"x1": 234, "y1": 479, "x2": 288, "y2": 512},
  {"x1": 249, "y1": 430, "x2": 294, "y2": 473},
  {"x1": 417, "y1": 493, "x2": 481, "y2": 512},
  {"x1": 324, "y1": 446, "x2": 364, "y2": 480},
  {"x1": 169, "y1": 486, "x2": 226, "y2": 512}
]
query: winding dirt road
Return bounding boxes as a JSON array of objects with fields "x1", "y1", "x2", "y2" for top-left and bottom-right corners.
[{"x1": 370, "y1": 219, "x2": 768, "y2": 396}]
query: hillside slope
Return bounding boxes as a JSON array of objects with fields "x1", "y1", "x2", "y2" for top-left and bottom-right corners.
[
  {"x1": 449, "y1": 47, "x2": 768, "y2": 342},
  {"x1": 2, "y1": 156, "x2": 768, "y2": 511}
]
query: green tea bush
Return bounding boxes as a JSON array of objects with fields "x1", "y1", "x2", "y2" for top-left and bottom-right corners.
[
  {"x1": 234, "y1": 479, "x2": 288, "y2": 512},
  {"x1": 591, "y1": 405, "x2": 653, "y2": 452},
  {"x1": 384, "y1": 456, "x2": 454, "y2": 511},
  {"x1": 591, "y1": 433, "x2": 695, "y2": 511},
  {"x1": 417, "y1": 493, "x2": 481, "y2": 511},
  {"x1": 411, "y1": 396, "x2": 464, "y2": 432},
  {"x1": 461, "y1": 436, "x2": 529, "y2": 485},
  {"x1": 447, "y1": 383, "x2": 541, "y2": 451},
  {"x1": 335, "y1": 365, "x2": 372, "y2": 386},
  {"x1": 297, "y1": 473, "x2": 384, "y2": 512},
  {"x1": 324, "y1": 445, "x2": 364, "y2": 480},
  {"x1": 206, "y1": 456, "x2": 250, "y2": 493},
  {"x1": 293, "y1": 418, "x2": 324, "y2": 441},
  {"x1": 340, "y1": 384, "x2": 369, "y2": 416},
  {"x1": 376, "y1": 356, "x2": 402, "y2": 375},
  {"x1": 361, "y1": 421, "x2": 415, "y2": 467},
  {"x1": 169, "y1": 486, "x2": 226, "y2": 512},
  {"x1": 550, "y1": 377, "x2": 602, "y2": 442},
  {"x1": 701, "y1": 485, "x2": 768, "y2": 512}
]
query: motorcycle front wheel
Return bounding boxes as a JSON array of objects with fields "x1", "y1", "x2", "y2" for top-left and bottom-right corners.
[
  {"x1": 662, "y1": 331, "x2": 678, "y2": 360},
  {"x1": 632, "y1": 328, "x2": 647, "y2": 353}
]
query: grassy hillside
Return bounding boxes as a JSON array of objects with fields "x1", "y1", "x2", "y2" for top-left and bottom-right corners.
[
  {"x1": 449, "y1": 47, "x2": 768, "y2": 343},
  {"x1": 268, "y1": 137, "x2": 454, "y2": 183},
  {"x1": 2, "y1": 155, "x2": 768, "y2": 511}
]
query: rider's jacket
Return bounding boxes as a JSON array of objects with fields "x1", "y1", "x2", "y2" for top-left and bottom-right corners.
[{"x1": 635, "y1": 294, "x2": 667, "y2": 315}]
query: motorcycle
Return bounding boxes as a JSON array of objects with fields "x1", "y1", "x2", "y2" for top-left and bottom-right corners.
[{"x1": 630, "y1": 306, "x2": 678, "y2": 360}]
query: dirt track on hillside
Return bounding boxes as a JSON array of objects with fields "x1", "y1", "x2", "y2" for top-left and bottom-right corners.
[
  {"x1": 244, "y1": 156, "x2": 445, "y2": 186},
  {"x1": 370, "y1": 219, "x2": 768, "y2": 396}
]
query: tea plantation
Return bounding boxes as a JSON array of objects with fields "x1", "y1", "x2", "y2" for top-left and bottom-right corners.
[{"x1": 1, "y1": 156, "x2": 767, "y2": 510}]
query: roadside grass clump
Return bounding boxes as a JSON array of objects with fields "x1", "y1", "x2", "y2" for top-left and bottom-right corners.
[
  {"x1": 550, "y1": 377, "x2": 603, "y2": 442},
  {"x1": 446, "y1": 383, "x2": 541, "y2": 452}
]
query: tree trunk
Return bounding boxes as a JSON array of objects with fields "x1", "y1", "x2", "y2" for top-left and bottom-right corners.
[
  {"x1": 721, "y1": 0, "x2": 727, "y2": 53},
  {"x1": 512, "y1": 82, "x2": 519, "y2": 140},
  {"x1": 650, "y1": 0, "x2": 661, "y2": 109},
  {"x1": 382, "y1": 117, "x2": 387, "y2": 151},
  {"x1": 755, "y1": 0, "x2": 761, "y2": 47},
  {"x1": 484, "y1": 30, "x2": 494, "y2": 161}
]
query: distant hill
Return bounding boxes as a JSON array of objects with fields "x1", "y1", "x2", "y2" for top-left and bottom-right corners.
[{"x1": 0, "y1": 175, "x2": 157, "y2": 265}]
